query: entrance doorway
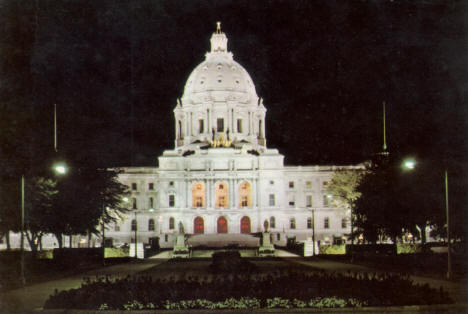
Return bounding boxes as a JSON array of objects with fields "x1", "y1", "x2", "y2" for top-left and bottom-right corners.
[
  {"x1": 240, "y1": 216, "x2": 251, "y2": 234},
  {"x1": 194, "y1": 216, "x2": 204, "y2": 234},
  {"x1": 217, "y1": 216, "x2": 228, "y2": 233}
]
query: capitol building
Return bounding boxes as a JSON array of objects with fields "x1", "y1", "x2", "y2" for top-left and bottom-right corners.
[{"x1": 107, "y1": 24, "x2": 360, "y2": 249}]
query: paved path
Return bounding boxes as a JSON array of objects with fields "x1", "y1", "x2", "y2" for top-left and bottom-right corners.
[
  {"x1": 0, "y1": 259, "x2": 168, "y2": 314},
  {"x1": 288, "y1": 258, "x2": 468, "y2": 304}
]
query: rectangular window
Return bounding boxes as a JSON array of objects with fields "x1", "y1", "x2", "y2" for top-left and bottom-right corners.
[
  {"x1": 290, "y1": 218, "x2": 296, "y2": 229},
  {"x1": 169, "y1": 195, "x2": 175, "y2": 207},
  {"x1": 219, "y1": 196, "x2": 226, "y2": 207},
  {"x1": 237, "y1": 119, "x2": 242, "y2": 133},
  {"x1": 217, "y1": 118, "x2": 224, "y2": 132},
  {"x1": 165, "y1": 234, "x2": 168, "y2": 242},
  {"x1": 307, "y1": 217, "x2": 312, "y2": 229},
  {"x1": 269, "y1": 194, "x2": 275, "y2": 206},
  {"x1": 289, "y1": 181, "x2": 294, "y2": 188},
  {"x1": 169, "y1": 181, "x2": 174, "y2": 186},
  {"x1": 276, "y1": 233, "x2": 280, "y2": 241},
  {"x1": 324, "y1": 217, "x2": 330, "y2": 229},
  {"x1": 306, "y1": 195, "x2": 312, "y2": 208},
  {"x1": 289, "y1": 201, "x2": 295, "y2": 207},
  {"x1": 341, "y1": 218, "x2": 347, "y2": 229},
  {"x1": 132, "y1": 198, "x2": 137, "y2": 210},
  {"x1": 148, "y1": 183, "x2": 154, "y2": 190},
  {"x1": 195, "y1": 197, "x2": 203, "y2": 207},
  {"x1": 241, "y1": 197, "x2": 248, "y2": 207},
  {"x1": 131, "y1": 183, "x2": 137, "y2": 190},
  {"x1": 323, "y1": 181, "x2": 329, "y2": 187},
  {"x1": 323, "y1": 195, "x2": 330, "y2": 207},
  {"x1": 269, "y1": 180, "x2": 274, "y2": 185},
  {"x1": 306, "y1": 181, "x2": 312, "y2": 188},
  {"x1": 199, "y1": 119, "x2": 204, "y2": 133},
  {"x1": 149, "y1": 197, "x2": 154, "y2": 208}
]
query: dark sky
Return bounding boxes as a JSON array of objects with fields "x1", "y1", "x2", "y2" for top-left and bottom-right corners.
[{"x1": 1, "y1": 0, "x2": 467, "y2": 170}]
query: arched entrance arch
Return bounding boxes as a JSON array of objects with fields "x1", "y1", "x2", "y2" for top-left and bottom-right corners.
[
  {"x1": 215, "y1": 182, "x2": 229, "y2": 208},
  {"x1": 238, "y1": 181, "x2": 252, "y2": 208},
  {"x1": 240, "y1": 216, "x2": 251, "y2": 234},
  {"x1": 192, "y1": 182, "x2": 205, "y2": 208},
  {"x1": 217, "y1": 216, "x2": 228, "y2": 233},
  {"x1": 194, "y1": 216, "x2": 204, "y2": 234}
]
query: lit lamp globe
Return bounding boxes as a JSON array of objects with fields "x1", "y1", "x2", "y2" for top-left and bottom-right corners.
[
  {"x1": 53, "y1": 163, "x2": 67, "y2": 175},
  {"x1": 402, "y1": 159, "x2": 416, "y2": 170}
]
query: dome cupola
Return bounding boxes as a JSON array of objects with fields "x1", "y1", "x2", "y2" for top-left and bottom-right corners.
[{"x1": 174, "y1": 23, "x2": 267, "y2": 152}]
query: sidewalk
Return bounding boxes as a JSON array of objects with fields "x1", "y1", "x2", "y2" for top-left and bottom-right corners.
[
  {"x1": 0, "y1": 259, "x2": 168, "y2": 314},
  {"x1": 288, "y1": 258, "x2": 468, "y2": 304}
]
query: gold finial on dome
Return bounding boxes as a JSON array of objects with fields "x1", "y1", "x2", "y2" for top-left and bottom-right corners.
[{"x1": 216, "y1": 21, "x2": 221, "y2": 33}]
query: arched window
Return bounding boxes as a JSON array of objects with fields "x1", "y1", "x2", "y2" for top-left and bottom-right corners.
[
  {"x1": 290, "y1": 218, "x2": 296, "y2": 229},
  {"x1": 131, "y1": 219, "x2": 137, "y2": 231},
  {"x1": 270, "y1": 217, "x2": 276, "y2": 229},
  {"x1": 169, "y1": 217, "x2": 175, "y2": 230},
  {"x1": 216, "y1": 182, "x2": 229, "y2": 208},
  {"x1": 148, "y1": 219, "x2": 155, "y2": 231},
  {"x1": 240, "y1": 216, "x2": 251, "y2": 234},
  {"x1": 217, "y1": 216, "x2": 228, "y2": 233},
  {"x1": 238, "y1": 181, "x2": 251, "y2": 207},
  {"x1": 192, "y1": 182, "x2": 205, "y2": 208},
  {"x1": 194, "y1": 216, "x2": 204, "y2": 234}
]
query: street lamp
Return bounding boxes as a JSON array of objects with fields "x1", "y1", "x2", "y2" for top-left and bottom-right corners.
[
  {"x1": 20, "y1": 164, "x2": 67, "y2": 286},
  {"x1": 402, "y1": 159, "x2": 452, "y2": 280}
]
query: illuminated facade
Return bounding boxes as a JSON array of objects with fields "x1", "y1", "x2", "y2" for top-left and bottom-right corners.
[
  {"x1": 108, "y1": 24, "x2": 359, "y2": 248},
  {"x1": 0, "y1": 25, "x2": 359, "y2": 251}
]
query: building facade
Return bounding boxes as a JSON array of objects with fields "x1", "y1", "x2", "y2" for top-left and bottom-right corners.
[{"x1": 106, "y1": 25, "x2": 360, "y2": 249}]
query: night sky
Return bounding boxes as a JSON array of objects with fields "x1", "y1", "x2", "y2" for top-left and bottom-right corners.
[{"x1": 1, "y1": 0, "x2": 467, "y2": 171}]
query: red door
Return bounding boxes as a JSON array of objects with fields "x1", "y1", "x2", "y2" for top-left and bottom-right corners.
[
  {"x1": 217, "y1": 217, "x2": 228, "y2": 233},
  {"x1": 240, "y1": 216, "x2": 251, "y2": 234},
  {"x1": 194, "y1": 217, "x2": 204, "y2": 234}
]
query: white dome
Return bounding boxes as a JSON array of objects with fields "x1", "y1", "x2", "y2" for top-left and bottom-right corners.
[
  {"x1": 181, "y1": 27, "x2": 258, "y2": 105},
  {"x1": 174, "y1": 23, "x2": 266, "y2": 151}
]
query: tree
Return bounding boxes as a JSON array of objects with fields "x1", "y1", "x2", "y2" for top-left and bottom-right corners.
[
  {"x1": 51, "y1": 168, "x2": 129, "y2": 247},
  {"x1": 24, "y1": 177, "x2": 58, "y2": 252},
  {"x1": 326, "y1": 169, "x2": 365, "y2": 209}
]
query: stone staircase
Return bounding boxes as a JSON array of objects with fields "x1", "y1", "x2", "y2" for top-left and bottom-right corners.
[{"x1": 188, "y1": 233, "x2": 260, "y2": 248}]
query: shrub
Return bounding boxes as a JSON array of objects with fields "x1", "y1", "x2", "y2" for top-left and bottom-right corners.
[
  {"x1": 43, "y1": 270, "x2": 452, "y2": 310},
  {"x1": 319, "y1": 244, "x2": 346, "y2": 255},
  {"x1": 397, "y1": 243, "x2": 423, "y2": 254},
  {"x1": 104, "y1": 248, "x2": 129, "y2": 258}
]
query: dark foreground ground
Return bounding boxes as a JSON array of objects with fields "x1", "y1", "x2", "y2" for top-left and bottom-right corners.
[{"x1": 1, "y1": 250, "x2": 467, "y2": 313}]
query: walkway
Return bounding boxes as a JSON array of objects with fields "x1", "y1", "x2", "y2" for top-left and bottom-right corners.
[{"x1": 0, "y1": 259, "x2": 168, "y2": 314}]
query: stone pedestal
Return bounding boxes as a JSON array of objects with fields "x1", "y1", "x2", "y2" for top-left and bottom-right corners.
[
  {"x1": 129, "y1": 243, "x2": 144, "y2": 259},
  {"x1": 304, "y1": 240, "x2": 314, "y2": 257},
  {"x1": 172, "y1": 234, "x2": 190, "y2": 258},
  {"x1": 258, "y1": 232, "x2": 275, "y2": 257}
]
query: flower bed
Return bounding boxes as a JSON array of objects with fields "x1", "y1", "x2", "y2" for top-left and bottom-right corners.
[{"x1": 43, "y1": 270, "x2": 452, "y2": 310}]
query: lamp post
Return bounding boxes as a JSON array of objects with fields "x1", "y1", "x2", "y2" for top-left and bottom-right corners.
[
  {"x1": 20, "y1": 163, "x2": 67, "y2": 287},
  {"x1": 402, "y1": 159, "x2": 451, "y2": 280},
  {"x1": 134, "y1": 210, "x2": 138, "y2": 259},
  {"x1": 311, "y1": 208, "x2": 316, "y2": 256}
]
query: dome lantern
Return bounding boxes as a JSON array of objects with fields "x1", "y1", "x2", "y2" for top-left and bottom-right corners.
[{"x1": 210, "y1": 22, "x2": 228, "y2": 52}]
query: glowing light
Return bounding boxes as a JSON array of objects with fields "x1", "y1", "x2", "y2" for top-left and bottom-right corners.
[
  {"x1": 149, "y1": 208, "x2": 155, "y2": 212},
  {"x1": 403, "y1": 159, "x2": 416, "y2": 170},
  {"x1": 54, "y1": 164, "x2": 67, "y2": 175},
  {"x1": 123, "y1": 197, "x2": 129, "y2": 203}
]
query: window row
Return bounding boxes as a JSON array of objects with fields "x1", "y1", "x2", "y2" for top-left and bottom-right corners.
[
  {"x1": 288, "y1": 180, "x2": 329, "y2": 189},
  {"x1": 129, "y1": 193, "x2": 332, "y2": 209},
  {"x1": 289, "y1": 217, "x2": 348, "y2": 229},
  {"x1": 121, "y1": 216, "x2": 348, "y2": 233},
  {"x1": 130, "y1": 182, "x2": 174, "y2": 191}
]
